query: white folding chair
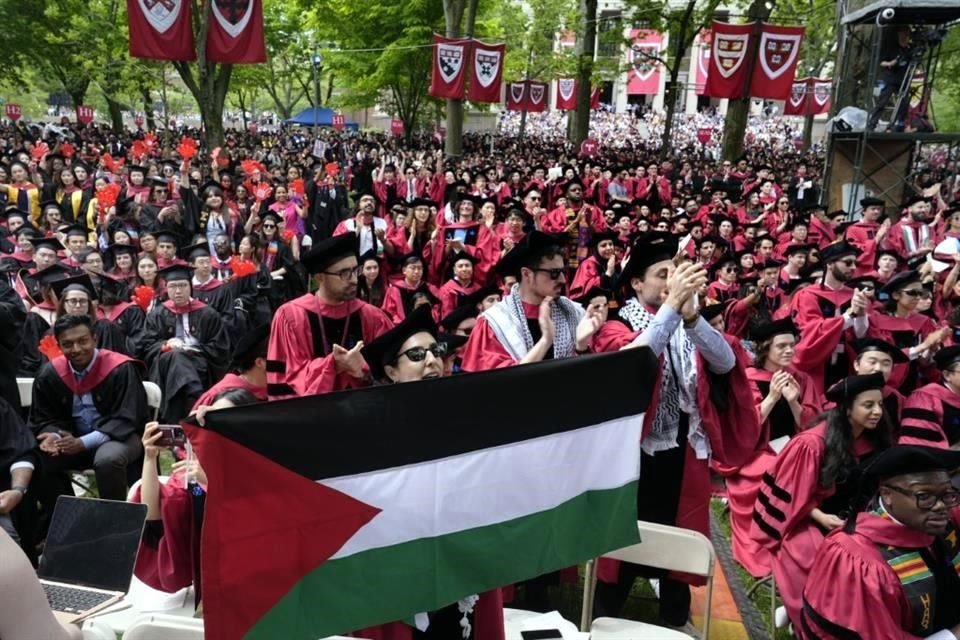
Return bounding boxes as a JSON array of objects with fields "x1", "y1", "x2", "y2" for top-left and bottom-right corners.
[
  {"x1": 16, "y1": 377, "x2": 32, "y2": 408},
  {"x1": 142, "y1": 381, "x2": 162, "y2": 421},
  {"x1": 580, "y1": 520, "x2": 716, "y2": 640},
  {"x1": 120, "y1": 615, "x2": 362, "y2": 639}
]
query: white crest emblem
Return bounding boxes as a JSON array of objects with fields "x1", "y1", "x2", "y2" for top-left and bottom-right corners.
[
  {"x1": 788, "y1": 81, "x2": 806, "y2": 108},
  {"x1": 813, "y1": 80, "x2": 831, "y2": 106},
  {"x1": 473, "y1": 46, "x2": 502, "y2": 88},
  {"x1": 758, "y1": 31, "x2": 802, "y2": 80},
  {"x1": 558, "y1": 79, "x2": 576, "y2": 102},
  {"x1": 509, "y1": 83, "x2": 526, "y2": 103},
  {"x1": 712, "y1": 32, "x2": 750, "y2": 79},
  {"x1": 138, "y1": 0, "x2": 183, "y2": 34},
  {"x1": 630, "y1": 42, "x2": 661, "y2": 81},
  {"x1": 529, "y1": 83, "x2": 545, "y2": 105},
  {"x1": 211, "y1": 0, "x2": 254, "y2": 39},
  {"x1": 437, "y1": 43, "x2": 465, "y2": 84}
]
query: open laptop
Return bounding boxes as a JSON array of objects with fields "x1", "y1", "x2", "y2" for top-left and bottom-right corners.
[{"x1": 38, "y1": 495, "x2": 148, "y2": 624}]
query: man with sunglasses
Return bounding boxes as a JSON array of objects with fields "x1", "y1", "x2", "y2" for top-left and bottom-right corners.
[
  {"x1": 266, "y1": 232, "x2": 393, "y2": 399},
  {"x1": 900, "y1": 345, "x2": 960, "y2": 450},
  {"x1": 791, "y1": 241, "x2": 871, "y2": 390},
  {"x1": 801, "y1": 445, "x2": 960, "y2": 639}
]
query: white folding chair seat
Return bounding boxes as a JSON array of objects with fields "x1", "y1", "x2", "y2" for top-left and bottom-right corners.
[
  {"x1": 16, "y1": 377, "x2": 32, "y2": 408},
  {"x1": 142, "y1": 381, "x2": 162, "y2": 421},
  {"x1": 590, "y1": 617, "x2": 692, "y2": 638}
]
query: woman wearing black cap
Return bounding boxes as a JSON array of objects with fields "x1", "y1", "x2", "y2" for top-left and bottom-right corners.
[
  {"x1": 868, "y1": 270, "x2": 948, "y2": 394},
  {"x1": 568, "y1": 230, "x2": 619, "y2": 301},
  {"x1": 257, "y1": 211, "x2": 301, "y2": 310},
  {"x1": 751, "y1": 373, "x2": 894, "y2": 628},
  {"x1": 382, "y1": 254, "x2": 440, "y2": 324},
  {"x1": 431, "y1": 195, "x2": 498, "y2": 287}
]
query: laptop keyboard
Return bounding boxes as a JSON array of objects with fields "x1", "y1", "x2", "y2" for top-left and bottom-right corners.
[{"x1": 42, "y1": 583, "x2": 113, "y2": 613}]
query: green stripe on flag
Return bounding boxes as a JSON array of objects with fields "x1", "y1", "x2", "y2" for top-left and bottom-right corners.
[{"x1": 246, "y1": 482, "x2": 639, "y2": 639}]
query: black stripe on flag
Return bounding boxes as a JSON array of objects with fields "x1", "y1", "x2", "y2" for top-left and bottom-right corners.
[{"x1": 193, "y1": 347, "x2": 658, "y2": 481}]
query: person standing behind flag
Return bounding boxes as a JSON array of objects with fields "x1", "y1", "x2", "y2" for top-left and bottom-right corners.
[{"x1": 266, "y1": 233, "x2": 393, "y2": 399}]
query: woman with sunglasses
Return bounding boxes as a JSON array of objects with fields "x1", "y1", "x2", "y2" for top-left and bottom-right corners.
[
  {"x1": 258, "y1": 212, "x2": 301, "y2": 311},
  {"x1": 751, "y1": 372, "x2": 893, "y2": 629},
  {"x1": 867, "y1": 270, "x2": 948, "y2": 394},
  {"x1": 360, "y1": 306, "x2": 505, "y2": 640}
]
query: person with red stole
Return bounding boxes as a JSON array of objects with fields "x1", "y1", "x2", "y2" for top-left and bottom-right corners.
[
  {"x1": 705, "y1": 252, "x2": 739, "y2": 303},
  {"x1": 459, "y1": 231, "x2": 604, "y2": 373},
  {"x1": 750, "y1": 373, "x2": 894, "y2": 629},
  {"x1": 850, "y1": 337, "x2": 908, "y2": 425},
  {"x1": 567, "y1": 230, "x2": 619, "y2": 300},
  {"x1": 16, "y1": 262, "x2": 70, "y2": 377},
  {"x1": 800, "y1": 445, "x2": 960, "y2": 640},
  {"x1": 539, "y1": 179, "x2": 606, "y2": 273},
  {"x1": 381, "y1": 254, "x2": 441, "y2": 323},
  {"x1": 266, "y1": 232, "x2": 393, "y2": 399},
  {"x1": 867, "y1": 270, "x2": 947, "y2": 393},
  {"x1": 899, "y1": 345, "x2": 960, "y2": 449},
  {"x1": 726, "y1": 319, "x2": 823, "y2": 579},
  {"x1": 846, "y1": 196, "x2": 890, "y2": 273},
  {"x1": 432, "y1": 195, "x2": 499, "y2": 286},
  {"x1": 791, "y1": 241, "x2": 871, "y2": 390},
  {"x1": 192, "y1": 323, "x2": 269, "y2": 409},
  {"x1": 885, "y1": 195, "x2": 936, "y2": 260},
  {"x1": 31, "y1": 314, "x2": 148, "y2": 501},
  {"x1": 438, "y1": 252, "x2": 481, "y2": 318},
  {"x1": 96, "y1": 274, "x2": 146, "y2": 352},
  {"x1": 589, "y1": 232, "x2": 759, "y2": 633},
  {"x1": 139, "y1": 264, "x2": 231, "y2": 423}
]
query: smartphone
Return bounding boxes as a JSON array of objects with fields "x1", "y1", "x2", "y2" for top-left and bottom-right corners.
[
  {"x1": 156, "y1": 424, "x2": 187, "y2": 448},
  {"x1": 520, "y1": 631, "x2": 563, "y2": 639}
]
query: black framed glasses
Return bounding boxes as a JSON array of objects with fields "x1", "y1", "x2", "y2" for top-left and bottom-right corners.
[
  {"x1": 323, "y1": 266, "x2": 361, "y2": 280},
  {"x1": 531, "y1": 267, "x2": 566, "y2": 280},
  {"x1": 262, "y1": 223, "x2": 276, "y2": 229},
  {"x1": 901, "y1": 288, "x2": 924, "y2": 297},
  {"x1": 397, "y1": 343, "x2": 447, "y2": 363},
  {"x1": 883, "y1": 485, "x2": 960, "y2": 509}
]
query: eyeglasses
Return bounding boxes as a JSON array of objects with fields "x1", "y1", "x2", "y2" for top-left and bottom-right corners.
[
  {"x1": 323, "y1": 266, "x2": 361, "y2": 280},
  {"x1": 528, "y1": 196, "x2": 541, "y2": 201},
  {"x1": 63, "y1": 297, "x2": 89, "y2": 307},
  {"x1": 531, "y1": 267, "x2": 566, "y2": 280},
  {"x1": 839, "y1": 259, "x2": 856, "y2": 266},
  {"x1": 778, "y1": 201, "x2": 789, "y2": 205},
  {"x1": 262, "y1": 224, "x2": 276, "y2": 229},
  {"x1": 883, "y1": 485, "x2": 960, "y2": 509},
  {"x1": 901, "y1": 288, "x2": 924, "y2": 297},
  {"x1": 396, "y1": 343, "x2": 447, "y2": 363}
]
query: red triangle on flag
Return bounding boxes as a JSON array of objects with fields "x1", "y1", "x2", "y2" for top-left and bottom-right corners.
[{"x1": 186, "y1": 426, "x2": 382, "y2": 640}]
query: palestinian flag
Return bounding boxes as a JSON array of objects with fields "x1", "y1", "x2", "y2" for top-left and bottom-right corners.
[{"x1": 186, "y1": 348, "x2": 656, "y2": 640}]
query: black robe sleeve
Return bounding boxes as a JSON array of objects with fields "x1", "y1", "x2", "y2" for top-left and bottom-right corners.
[
  {"x1": 191, "y1": 307, "x2": 231, "y2": 383},
  {"x1": 0, "y1": 279, "x2": 26, "y2": 409},
  {"x1": 15, "y1": 313, "x2": 49, "y2": 377},
  {"x1": 29, "y1": 364, "x2": 74, "y2": 436},
  {"x1": 139, "y1": 306, "x2": 175, "y2": 364},
  {"x1": 0, "y1": 396, "x2": 37, "y2": 490},
  {"x1": 90, "y1": 362, "x2": 148, "y2": 441},
  {"x1": 116, "y1": 305, "x2": 147, "y2": 356}
]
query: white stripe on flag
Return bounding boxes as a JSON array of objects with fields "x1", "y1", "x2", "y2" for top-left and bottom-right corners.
[{"x1": 324, "y1": 414, "x2": 643, "y2": 560}]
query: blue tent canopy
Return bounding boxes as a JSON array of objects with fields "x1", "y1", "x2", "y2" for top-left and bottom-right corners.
[{"x1": 284, "y1": 107, "x2": 359, "y2": 130}]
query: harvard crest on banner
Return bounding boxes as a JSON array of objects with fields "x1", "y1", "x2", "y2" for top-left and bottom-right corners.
[
  {"x1": 467, "y1": 41, "x2": 505, "y2": 103},
  {"x1": 627, "y1": 30, "x2": 663, "y2": 95},
  {"x1": 127, "y1": 0, "x2": 195, "y2": 61},
  {"x1": 749, "y1": 23, "x2": 805, "y2": 100},
  {"x1": 704, "y1": 20, "x2": 753, "y2": 99},
  {"x1": 206, "y1": 0, "x2": 266, "y2": 63}
]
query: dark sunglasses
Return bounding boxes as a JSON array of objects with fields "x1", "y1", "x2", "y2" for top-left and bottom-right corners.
[
  {"x1": 531, "y1": 267, "x2": 565, "y2": 280},
  {"x1": 901, "y1": 288, "x2": 924, "y2": 297},
  {"x1": 262, "y1": 223, "x2": 276, "y2": 229},
  {"x1": 397, "y1": 343, "x2": 447, "y2": 363}
]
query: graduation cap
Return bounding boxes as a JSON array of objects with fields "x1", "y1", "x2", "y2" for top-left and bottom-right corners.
[
  {"x1": 149, "y1": 176, "x2": 171, "y2": 189},
  {"x1": 105, "y1": 243, "x2": 138, "y2": 262},
  {"x1": 437, "y1": 332, "x2": 468, "y2": 353},
  {"x1": 462, "y1": 284, "x2": 502, "y2": 308},
  {"x1": 782, "y1": 276, "x2": 814, "y2": 295},
  {"x1": 564, "y1": 176, "x2": 585, "y2": 193},
  {"x1": 155, "y1": 231, "x2": 179, "y2": 246},
  {"x1": 157, "y1": 264, "x2": 192, "y2": 284},
  {"x1": 800, "y1": 202, "x2": 825, "y2": 214},
  {"x1": 440, "y1": 303, "x2": 480, "y2": 332},
  {"x1": 32, "y1": 263, "x2": 70, "y2": 288},
  {"x1": 619, "y1": 231, "x2": 678, "y2": 287},
  {"x1": 862, "y1": 445, "x2": 960, "y2": 482},
  {"x1": 827, "y1": 209, "x2": 848, "y2": 220},
  {"x1": 230, "y1": 323, "x2": 271, "y2": 371},
  {"x1": 97, "y1": 273, "x2": 130, "y2": 302},
  {"x1": 450, "y1": 251, "x2": 479, "y2": 266},
  {"x1": 874, "y1": 249, "x2": 900, "y2": 267},
  {"x1": 880, "y1": 270, "x2": 921, "y2": 295},
  {"x1": 29, "y1": 236, "x2": 65, "y2": 253},
  {"x1": 181, "y1": 242, "x2": 212, "y2": 262},
  {"x1": 127, "y1": 165, "x2": 147, "y2": 176},
  {"x1": 360, "y1": 305, "x2": 439, "y2": 382},
  {"x1": 573, "y1": 286, "x2": 612, "y2": 308},
  {"x1": 40, "y1": 200, "x2": 62, "y2": 213},
  {"x1": 846, "y1": 275, "x2": 881, "y2": 291},
  {"x1": 850, "y1": 337, "x2": 909, "y2": 364},
  {"x1": 62, "y1": 224, "x2": 87, "y2": 239},
  {"x1": 933, "y1": 345, "x2": 960, "y2": 370},
  {"x1": 700, "y1": 301, "x2": 729, "y2": 323},
  {"x1": 784, "y1": 243, "x2": 814, "y2": 257},
  {"x1": 906, "y1": 254, "x2": 927, "y2": 272},
  {"x1": 412, "y1": 197, "x2": 438, "y2": 209},
  {"x1": 3, "y1": 207, "x2": 30, "y2": 222},
  {"x1": 301, "y1": 232, "x2": 359, "y2": 275},
  {"x1": 903, "y1": 194, "x2": 930, "y2": 208},
  {"x1": 825, "y1": 372, "x2": 885, "y2": 404},
  {"x1": 521, "y1": 185, "x2": 543, "y2": 199},
  {"x1": 588, "y1": 230, "x2": 620, "y2": 249},
  {"x1": 14, "y1": 225, "x2": 41, "y2": 240},
  {"x1": 497, "y1": 230, "x2": 567, "y2": 278},
  {"x1": 819, "y1": 240, "x2": 860, "y2": 263},
  {"x1": 750, "y1": 318, "x2": 798, "y2": 342},
  {"x1": 50, "y1": 273, "x2": 97, "y2": 301}
]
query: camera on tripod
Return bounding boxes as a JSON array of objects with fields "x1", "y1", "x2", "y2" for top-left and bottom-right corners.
[{"x1": 907, "y1": 26, "x2": 947, "y2": 59}]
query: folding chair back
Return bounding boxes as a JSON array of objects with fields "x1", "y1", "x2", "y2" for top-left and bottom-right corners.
[
  {"x1": 142, "y1": 381, "x2": 162, "y2": 421},
  {"x1": 16, "y1": 377, "x2": 32, "y2": 408}
]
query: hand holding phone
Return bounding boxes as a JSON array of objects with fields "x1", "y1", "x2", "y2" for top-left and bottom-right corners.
[{"x1": 156, "y1": 424, "x2": 187, "y2": 448}]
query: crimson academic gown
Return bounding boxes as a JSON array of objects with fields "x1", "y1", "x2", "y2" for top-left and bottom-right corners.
[
  {"x1": 845, "y1": 221, "x2": 881, "y2": 274},
  {"x1": 800, "y1": 509, "x2": 960, "y2": 639},
  {"x1": 382, "y1": 280, "x2": 441, "y2": 324},
  {"x1": 460, "y1": 302, "x2": 551, "y2": 372},
  {"x1": 430, "y1": 221, "x2": 498, "y2": 286},
  {"x1": 723, "y1": 366, "x2": 823, "y2": 578},
  {"x1": 592, "y1": 322, "x2": 761, "y2": 586},
  {"x1": 791, "y1": 283, "x2": 856, "y2": 390},
  {"x1": 866, "y1": 312, "x2": 937, "y2": 393},
  {"x1": 899, "y1": 383, "x2": 960, "y2": 448},
  {"x1": 706, "y1": 279, "x2": 738, "y2": 303},
  {"x1": 191, "y1": 373, "x2": 267, "y2": 411},
  {"x1": 568, "y1": 255, "x2": 612, "y2": 301},
  {"x1": 266, "y1": 295, "x2": 393, "y2": 399},
  {"x1": 749, "y1": 423, "x2": 881, "y2": 626},
  {"x1": 438, "y1": 279, "x2": 481, "y2": 319}
]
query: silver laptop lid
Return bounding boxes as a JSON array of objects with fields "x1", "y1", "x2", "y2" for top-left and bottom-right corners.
[{"x1": 38, "y1": 496, "x2": 148, "y2": 593}]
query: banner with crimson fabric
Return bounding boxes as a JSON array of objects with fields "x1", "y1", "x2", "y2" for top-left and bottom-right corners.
[
  {"x1": 783, "y1": 78, "x2": 809, "y2": 116},
  {"x1": 467, "y1": 41, "x2": 505, "y2": 103},
  {"x1": 749, "y1": 23, "x2": 805, "y2": 100},
  {"x1": 704, "y1": 20, "x2": 753, "y2": 99},
  {"x1": 526, "y1": 81, "x2": 548, "y2": 113},
  {"x1": 205, "y1": 0, "x2": 266, "y2": 63},
  {"x1": 695, "y1": 30, "x2": 711, "y2": 96},
  {"x1": 505, "y1": 82, "x2": 526, "y2": 111},
  {"x1": 430, "y1": 35, "x2": 469, "y2": 100},
  {"x1": 127, "y1": 0, "x2": 195, "y2": 61},
  {"x1": 626, "y1": 30, "x2": 663, "y2": 95},
  {"x1": 556, "y1": 78, "x2": 577, "y2": 110},
  {"x1": 809, "y1": 78, "x2": 832, "y2": 114},
  {"x1": 591, "y1": 87, "x2": 600, "y2": 109}
]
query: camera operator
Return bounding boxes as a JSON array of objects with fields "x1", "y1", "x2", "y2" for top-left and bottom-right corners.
[{"x1": 868, "y1": 27, "x2": 913, "y2": 131}]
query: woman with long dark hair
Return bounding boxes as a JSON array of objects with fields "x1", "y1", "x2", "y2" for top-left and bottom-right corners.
[
  {"x1": 750, "y1": 373, "x2": 893, "y2": 628},
  {"x1": 357, "y1": 250, "x2": 387, "y2": 309},
  {"x1": 567, "y1": 230, "x2": 619, "y2": 300}
]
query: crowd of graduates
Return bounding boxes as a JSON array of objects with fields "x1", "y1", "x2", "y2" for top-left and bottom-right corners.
[{"x1": 2, "y1": 115, "x2": 960, "y2": 639}]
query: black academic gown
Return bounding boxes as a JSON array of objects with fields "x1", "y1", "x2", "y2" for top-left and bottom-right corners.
[
  {"x1": 16, "y1": 309, "x2": 52, "y2": 377},
  {"x1": 139, "y1": 300, "x2": 230, "y2": 423},
  {"x1": 0, "y1": 278, "x2": 25, "y2": 410}
]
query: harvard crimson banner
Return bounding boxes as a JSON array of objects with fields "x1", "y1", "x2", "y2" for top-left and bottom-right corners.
[
  {"x1": 695, "y1": 30, "x2": 711, "y2": 96},
  {"x1": 467, "y1": 41, "x2": 505, "y2": 103},
  {"x1": 704, "y1": 20, "x2": 753, "y2": 99},
  {"x1": 206, "y1": 0, "x2": 266, "y2": 63},
  {"x1": 506, "y1": 82, "x2": 526, "y2": 111},
  {"x1": 127, "y1": 0, "x2": 195, "y2": 61},
  {"x1": 627, "y1": 30, "x2": 663, "y2": 95},
  {"x1": 591, "y1": 87, "x2": 600, "y2": 109},
  {"x1": 783, "y1": 77, "x2": 809, "y2": 116},
  {"x1": 749, "y1": 23, "x2": 805, "y2": 100},
  {"x1": 556, "y1": 78, "x2": 577, "y2": 110},
  {"x1": 187, "y1": 349, "x2": 655, "y2": 640},
  {"x1": 810, "y1": 78, "x2": 832, "y2": 114},
  {"x1": 430, "y1": 35, "x2": 469, "y2": 100},
  {"x1": 527, "y1": 81, "x2": 548, "y2": 112}
]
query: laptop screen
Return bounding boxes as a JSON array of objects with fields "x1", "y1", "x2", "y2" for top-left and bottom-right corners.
[{"x1": 39, "y1": 496, "x2": 148, "y2": 593}]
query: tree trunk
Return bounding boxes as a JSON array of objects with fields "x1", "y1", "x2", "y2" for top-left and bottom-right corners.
[
  {"x1": 138, "y1": 82, "x2": 156, "y2": 131},
  {"x1": 325, "y1": 72, "x2": 336, "y2": 105},
  {"x1": 104, "y1": 94, "x2": 125, "y2": 132},
  {"x1": 659, "y1": 1, "x2": 696, "y2": 158},
  {"x1": 802, "y1": 112, "x2": 815, "y2": 149},
  {"x1": 721, "y1": 1, "x2": 767, "y2": 161},
  {"x1": 442, "y1": 0, "x2": 476, "y2": 158},
  {"x1": 570, "y1": 0, "x2": 598, "y2": 146}
]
